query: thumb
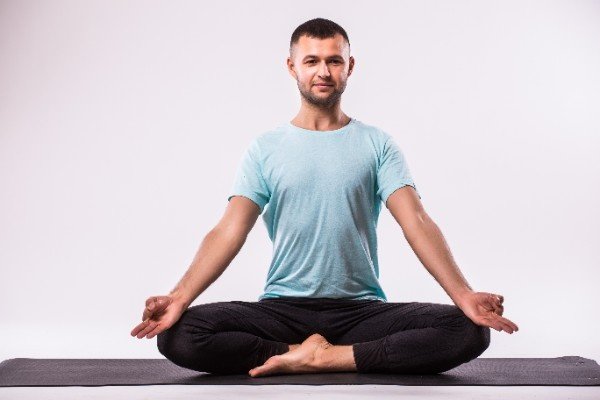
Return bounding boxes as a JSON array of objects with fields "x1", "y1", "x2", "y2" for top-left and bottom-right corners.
[
  {"x1": 148, "y1": 297, "x2": 166, "y2": 310},
  {"x1": 154, "y1": 297, "x2": 171, "y2": 309}
]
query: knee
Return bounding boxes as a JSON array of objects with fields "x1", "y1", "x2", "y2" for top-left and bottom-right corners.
[
  {"x1": 469, "y1": 320, "x2": 491, "y2": 358},
  {"x1": 459, "y1": 316, "x2": 491, "y2": 361},
  {"x1": 156, "y1": 309, "x2": 231, "y2": 374},
  {"x1": 437, "y1": 306, "x2": 490, "y2": 360},
  {"x1": 156, "y1": 323, "x2": 184, "y2": 362},
  {"x1": 156, "y1": 319, "x2": 209, "y2": 371},
  {"x1": 156, "y1": 329, "x2": 172, "y2": 358}
]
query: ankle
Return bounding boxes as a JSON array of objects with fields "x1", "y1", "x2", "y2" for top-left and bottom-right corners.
[
  {"x1": 315, "y1": 343, "x2": 357, "y2": 371},
  {"x1": 313, "y1": 341, "x2": 334, "y2": 368},
  {"x1": 288, "y1": 343, "x2": 301, "y2": 352}
]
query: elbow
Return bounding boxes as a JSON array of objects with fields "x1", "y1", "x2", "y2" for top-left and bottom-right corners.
[
  {"x1": 210, "y1": 224, "x2": 248, "y2": 245},
  {"x1": 414, "y1": 210, "x2": 427, "y2": 224},
  {"x1": 401, "y1": 210, "x2": 430, "y2": 236}
]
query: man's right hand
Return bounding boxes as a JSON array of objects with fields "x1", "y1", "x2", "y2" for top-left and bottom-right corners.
[{"x1": 130, "y1": 295, "x2": 187, "y2": 339}]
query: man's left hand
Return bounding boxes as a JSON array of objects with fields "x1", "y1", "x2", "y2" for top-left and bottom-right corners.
[{"x1": 456, "y1": 292, "x2": 519, "y2": 334}]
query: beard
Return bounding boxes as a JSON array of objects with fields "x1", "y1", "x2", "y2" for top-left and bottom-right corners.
[{"x1": 297, "y1": 80, "x2": 347, "y2": 108}]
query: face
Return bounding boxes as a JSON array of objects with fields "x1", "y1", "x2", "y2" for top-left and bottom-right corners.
[{"x1": 287, "y1": 33, "x2": 354, "y2": 108}]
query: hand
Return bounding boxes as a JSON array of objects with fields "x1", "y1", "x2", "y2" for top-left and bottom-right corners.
[
  {"x1": 130, "y1": 295, "x2": 186, "y2": 339},
  {"x1": 456, "y1": 291, "x2": 519, "y2": 334}
]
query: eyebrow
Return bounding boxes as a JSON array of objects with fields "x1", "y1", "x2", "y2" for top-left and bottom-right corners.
[{"x1": 302, "y1": 55, "x2": 344, "y2": 61}]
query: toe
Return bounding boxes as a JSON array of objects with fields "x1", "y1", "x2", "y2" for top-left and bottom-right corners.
[
  {"x1": 249, "y1": 357, "x2": 280, "y2": 377},
  {"x1": 250, "y1": 365, "x2": 273, "y2": 377}
]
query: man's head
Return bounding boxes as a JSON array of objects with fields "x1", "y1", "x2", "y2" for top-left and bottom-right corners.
[{"x1": 288, "y1": 18, "x2": 354, "y2": 109}]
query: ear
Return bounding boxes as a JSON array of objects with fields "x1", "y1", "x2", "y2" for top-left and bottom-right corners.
[
  {"x1": 348, "y1": 56, "x2": 355, "y2": 77},
  {"x1": 287, "y1": 57, "x2": 298, "y2": 79}
]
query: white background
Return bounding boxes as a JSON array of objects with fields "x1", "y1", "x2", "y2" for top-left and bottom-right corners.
[{"x1": 1, "y1": 0, "x2": 598, "y2": 364}]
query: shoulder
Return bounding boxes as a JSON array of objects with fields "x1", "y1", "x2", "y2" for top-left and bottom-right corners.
[
  {"x1": 254, "y1": 127, "x2": 285, "y2": 146},
  {"x1": 351, "y1": 119, "x2": 394, "y2": 151},
  {"x1": 243, "y1": 124, "x2": 288, "y2": 160}
]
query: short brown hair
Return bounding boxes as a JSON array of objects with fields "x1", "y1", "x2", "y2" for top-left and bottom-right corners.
[{"x1": 289, "y1": 18, "x2": 351, "y2": 56}]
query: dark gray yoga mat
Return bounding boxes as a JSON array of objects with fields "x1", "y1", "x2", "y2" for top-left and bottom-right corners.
[{"x1": 1, "y1": 356, "x2": 599, "y2": 387}]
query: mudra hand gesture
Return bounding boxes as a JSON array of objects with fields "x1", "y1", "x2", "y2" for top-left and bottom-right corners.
[
  {"x1": 457, "y1": 292, "x2": 519, "y2": 334},
  {"x1": 130, "y1": 295, "x2": 186, "y2": 339}
]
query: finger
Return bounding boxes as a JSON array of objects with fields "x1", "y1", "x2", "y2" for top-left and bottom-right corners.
[
  {"x1": 136, "y1": 320, "x2": 158, "y2": 339},
  {"x1": 486, "y1": 299, "x2": 503, "y2": 315},
  {"x1": 142, "y1": 298, "x2": 164, "y2": 321},
  {"x1": 502, "y1": 316, "x2": 519, "y2": 332},
  {"x1": 143, "y1": 298, "x2": 158, "y2": 319},
  {"x1": 145, "y1": 324, "x2": 163, "y2": 339},
  {"x1": 492, "y1": 314, "x2": 518, "y2": 333},
  {"x1": 499, "y1": 321, "x2": 514, "y2": 334},
  {"x1": 488, "y1": 315, "x2": 512, "y2": 333},
  {"x1": 131, "y1": 319, "x2": 151, "y2": 337},
  {"x1": 475, "y1": 314, "x2": 500, "y2": 332},
  {"x1": 142, "y1": 300, "x2": 155, "y2": 321},
  {"x1": 137, "y1": 323, "x2": 157, "y2": 339},
  {"x1": 146, "y1": 296, "x2": 171, "y2": 309},
  {"x1": 488, "y1": 294, "x2": 504, "y2": 315},
  {"x1": 493, "y1": 304, "x2": 504, "y2": 316},
  {"x1": 481, "y1": 313, "x2": 511, "y2": 333},
  {"x1": 130, "y1": 323, "x2": 143, "y2": 337},
  {"x1": 144, "y1": 297, "x2": 170, "y2": 318},
  {"x1": 142, "y1": 307, "x2": 156, "y2": 322},
  {"x1": 132, "y1": 318, "x2": 152, "y2": 337},
  {"x1": 146, "y1": 297, "x2": 158, "y2": 308},
  {"x1": 485, "y1": 317, "x2": 504, "y2": 332},
  {"x1": 488, "y1": 293, "x2": 501, "y2": 305},
  {"x1": 146, "y1": 299, "x2": 157, "y2": 313},
  {"x1": 493, "y1": 313, "x2": 518, "y2": 330},
  {"x1": 487, "y1": 293, "x2": 503, "y2": 306}
]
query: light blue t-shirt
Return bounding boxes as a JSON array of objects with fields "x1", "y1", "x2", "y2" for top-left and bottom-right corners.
[{"x1": 227, "y1": 118, "x2": 421, "y2": 302}]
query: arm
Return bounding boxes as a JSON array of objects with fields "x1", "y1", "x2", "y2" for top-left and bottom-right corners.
[
  {"x1": 130, "y1": 195, "x2": 261, "y2": 340},
  {"x1": 385, "y1": 185, "x2": 519, "y2": 334},
  {"x1": 385, "y1": 186, "x2": 473, "y2": 307},
  {"x1": 169, "y1": 195, "x2": 261, "y2": 309}
]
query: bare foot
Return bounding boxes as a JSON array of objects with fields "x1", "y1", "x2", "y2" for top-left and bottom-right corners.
[{"x1": 248, "y1": 333, "x2": 331, "y2": 377}]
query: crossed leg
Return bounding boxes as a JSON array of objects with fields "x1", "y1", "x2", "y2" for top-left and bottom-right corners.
[
  {"x1": 248, "y1": 332, "x2": 355, "y2": 377},
  {"x1": 156, "y1": 300, "x2": 313, "y2": 375},
  {"x1": 250, "y1": 301, "x2": 491, "y2": 376},
  {"x1": 157, "y1": 299, "x2": 490, "y2": 376}
]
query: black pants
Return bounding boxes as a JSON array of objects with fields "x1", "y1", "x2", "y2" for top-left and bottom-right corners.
[{"x1": 157, "y1": 297, "x2": 490, "y2": 375}]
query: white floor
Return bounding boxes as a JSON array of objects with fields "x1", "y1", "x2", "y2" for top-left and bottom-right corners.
[{"x1": 1, "y1": 385, "x2": 599, "y2": 400}]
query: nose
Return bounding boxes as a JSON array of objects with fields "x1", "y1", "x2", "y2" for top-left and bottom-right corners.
[{"x1": 317, "y1": 60, "x2": 331, "y2": 78}]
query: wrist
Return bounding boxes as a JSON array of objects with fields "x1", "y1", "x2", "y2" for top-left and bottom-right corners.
[
  {"x1": 452, "y1": 287, "x2": 474, "y2": 308},
  {"x1": 169, "y1": 290, "x2": 191, "y2": 310}
]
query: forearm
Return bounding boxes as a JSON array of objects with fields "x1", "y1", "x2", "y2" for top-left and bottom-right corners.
[
  {"x1": 169, "y1": 228, "x2": 246, "y2": 309},
  {"x1": 402, "y1": 212, "x2": 474, "y2": 306}
]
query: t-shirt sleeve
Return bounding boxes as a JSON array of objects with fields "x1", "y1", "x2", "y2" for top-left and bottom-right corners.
[
  {"x1": 227, "y1": 138, "x2": 271, "y2": 214},
  {"x1": 376, "y1": 134, "x2": 422, "y2": 204}
]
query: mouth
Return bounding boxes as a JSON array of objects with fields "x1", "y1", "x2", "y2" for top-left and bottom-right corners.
[{"x1": 314, "y1": 84, "x2": 333, "y2": 88}]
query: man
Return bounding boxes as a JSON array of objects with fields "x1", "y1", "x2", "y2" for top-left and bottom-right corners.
[{"x1": 130, "y1": 17, "x2": 519, "y2": 377}]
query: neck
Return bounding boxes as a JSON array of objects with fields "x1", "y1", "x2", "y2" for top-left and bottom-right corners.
[{"x1": 291, "y1": 105, "x2": 350, "y2": 131}]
